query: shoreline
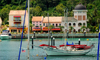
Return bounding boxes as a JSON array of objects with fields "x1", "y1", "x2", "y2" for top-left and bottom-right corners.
[{"x1": 10, "y1": 33, "x2": 98, "y2": 39}]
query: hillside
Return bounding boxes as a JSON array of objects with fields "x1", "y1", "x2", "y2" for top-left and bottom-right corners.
[{"x1": 0, "y1": 0, "x2": 100, "y2": 32}]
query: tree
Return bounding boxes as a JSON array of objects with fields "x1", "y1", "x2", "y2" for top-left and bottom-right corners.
[
  {"x1": 81, "y1": 26, "x2": 87, "y2": 32},
  {"x1": 0, "y1": 8, "x2": 9, "y2": 25},
  {"x1": 55, "y1": 3, "x2": 65, "y2": 16},
  {"x1": 58, "y1": 26, "x2": 64, "y2": 31},
  {"x1": 69, "y1": 26, "x2": 74, "y2": 32}
]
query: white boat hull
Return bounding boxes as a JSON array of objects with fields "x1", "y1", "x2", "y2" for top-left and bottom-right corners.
[
  {"x1": 42, "y1": 46, "x2": 94, "y2": 55},
  {"x1": 0, "y1": 35, "x2": 12, "y2": 40}
]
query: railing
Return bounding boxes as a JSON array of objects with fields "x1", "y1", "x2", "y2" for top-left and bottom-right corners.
[
  {"x1": 13, "y1": 20, "x2": 21, "y2": 22},
  {"x1": 9, "y1": 26, "x2": 26, "y2": 28}
]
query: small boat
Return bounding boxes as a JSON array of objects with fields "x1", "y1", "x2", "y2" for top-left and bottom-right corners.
[{"x1": 0, "y1": 30, "x2": 12, "y2": 40}]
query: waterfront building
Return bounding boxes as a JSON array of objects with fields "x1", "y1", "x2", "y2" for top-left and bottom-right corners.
[
  {"x1": 42, "y1": 16, "x2": 62, "y2": 27},
  {"x1": 62, "y1": 3, "x2": 88, "y2": 32},
  {"x1": 32, "y1": 16, "x2": 43, "y2": 31},
  {"x1": 9, "y1": 10, "x2": 28, "y2": 33}
]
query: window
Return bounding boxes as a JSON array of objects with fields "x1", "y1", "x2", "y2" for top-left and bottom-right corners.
[
  {"x1": 40, "y1": 24, "x2": 41, "y2": 26},
  {"x1": 53, "y1": 24, "x2": 54, "y2": 26},
  {"x1": 73, "y1": 23, "x2": 76, "y2": 27},
  {"x1": 83, "y1": 15, "x2": 86, "y2": 20},
  {"x1": 33, "y1": 24, "x2": 35, "y2": 26},
  {"x1": 78, "y1": 11, "x2": 82, "y2": 13},
  {"x1": 69, "y1": 23, "x2": 71, "y2": 26},
  {"x1": 43, "y1": 23, "x2": 45, "y2": 26},
  {"x1": 56, "y1": 24, "x2": 58, "y2": 27},
  {"x1": 78, "y1": 16, "x2": 82, "y2": 20},
  {"x1": 59, "y1": 24, "x2": 61, "y2": 26},
  {"x1": 78, "y1": 23, "x2": 82, "y2": 27},
  {"x1": 36, "y1": 24, "x2": 38, "y2": 26},
  {"x1": 14, "y1": 17, "x2": 21, "y2": 21}
]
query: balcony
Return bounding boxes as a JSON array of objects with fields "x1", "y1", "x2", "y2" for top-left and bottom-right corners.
[
  {"x1": 9, "y1": 26, "x2": 26, "y2": 29},
  {"x1": 14, "y1": 20, "x2": 21, "y2": 22}
]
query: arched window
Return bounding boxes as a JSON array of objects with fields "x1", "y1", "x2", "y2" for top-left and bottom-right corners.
[
  {"x1": 69, "y1": 23, "x2": 71, "y2": 26},
  {"x1": 78, "y1": 29, "x2": 81, "y2": 32},
  {"x1": 73, "y1": 23, "x2": 76, "y2": 27},
  {"x1": 78, "y1": 23, "x2": 82, "y2": 27}
]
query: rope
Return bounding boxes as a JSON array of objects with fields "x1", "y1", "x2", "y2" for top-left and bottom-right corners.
[{"x1": 18, "y1": 0, "x2": 28, "y2": 60}]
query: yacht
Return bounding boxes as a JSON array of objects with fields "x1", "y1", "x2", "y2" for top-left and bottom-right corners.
[{"x1": 0, "y1": 30, "x2": 12, "y2": 40}]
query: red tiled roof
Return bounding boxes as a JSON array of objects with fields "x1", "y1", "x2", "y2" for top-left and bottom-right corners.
[
  {"x1": 9, "y1": 10, "x2": 27, "y2": 15},
  {"x1": 32, "y1": 16, "x2": 43, "y2": 21},
  {"x1": 43, "y1": 16, "x2": 62, "y2": 23}
]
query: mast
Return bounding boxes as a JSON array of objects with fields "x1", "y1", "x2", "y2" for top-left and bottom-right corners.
[
  {"x1": 64, "y1": 8, "x2": 68, "y2": 49},
  {"x1": 27, "y1": 0, "x2": 30, "y2": 60},
  {"x1": 48, "y1": 13, "x2": 50, "y2": 47}
]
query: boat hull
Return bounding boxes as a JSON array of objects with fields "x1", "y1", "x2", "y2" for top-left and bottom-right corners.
[
  {"x1": 43, "y1": 47, "x2": 93, "y2": 55},
  {"x1": 0, "y1": 35, "x2": 12, "y2": 40}
]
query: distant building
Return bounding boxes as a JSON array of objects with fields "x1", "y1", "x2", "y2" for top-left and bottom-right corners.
[
  {"x1": 32, "y1": 16, "x2": 43, "y2": 27},
  {"x1": 62, "y1": 3, "x2": 88, "y2": 32},
  {"x1": 32, "y1": 16, "x2": 43, "y2": 31},
  {"x1": 42, "y1": 16, "x2": 62, "y2": 27},
  {"x1": 0, "y1": 17, "x2": 2, "y2": 27},
  {"x1": 9, "y1": 10, "x2": 28, "y2": 33}
]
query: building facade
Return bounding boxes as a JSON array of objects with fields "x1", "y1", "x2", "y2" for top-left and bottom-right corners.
[
  {"x1": 32, "y1": 16, "x2": 43, "y2": 27},
  {"x1": 42, "y1": 17, "x2": 62, "y2": 27},
  {"x1": 62, "y1": 3, "x2": 88, "y2": 32},
  {"x1": 9, "y1": 10, "x2": 28, "y2": 33}
]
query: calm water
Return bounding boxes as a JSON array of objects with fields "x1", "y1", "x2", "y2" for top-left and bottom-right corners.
[{"x1": 0, "y1": 38, "x2": 99, "y2": 60}]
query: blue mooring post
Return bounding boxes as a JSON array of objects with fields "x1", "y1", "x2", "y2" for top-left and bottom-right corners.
[{"x1": 32, "y1": 36, "x2": 33, "y2": 49}]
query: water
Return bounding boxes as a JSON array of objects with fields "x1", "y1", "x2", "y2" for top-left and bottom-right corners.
[{"x1": 0, "y1": 38, "x2": 99, "y2": 60}]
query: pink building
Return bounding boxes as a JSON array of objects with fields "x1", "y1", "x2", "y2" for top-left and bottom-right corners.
[
  {"x1": 42, "y1": 16, "x2": 62, "y2": 27},
  {"x1": 32, "y1": 16, "x2": 43, "y2": 28}
]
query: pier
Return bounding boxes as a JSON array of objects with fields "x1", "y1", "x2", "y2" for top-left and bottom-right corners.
[{"x1": 7, "y1": 33, "x2": 99, "y2": 39}]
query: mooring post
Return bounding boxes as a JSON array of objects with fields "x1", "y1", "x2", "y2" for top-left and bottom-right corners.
[
  {"x1": 53, "y1": 38, "x2": 55, "y2": 46},
  {"x1": 51, "y1": 36, "x2": 53, "y2": 46},
  {"x1": 32, "y1": 36, "x2": 34, "y2": 49},
  {"x1": 78, "y1": 39, "x2": 80, "y2": 45}
]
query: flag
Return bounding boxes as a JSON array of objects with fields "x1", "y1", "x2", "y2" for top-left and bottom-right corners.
[{"x1": 22, "y1": 49, "x2": 26, "y2": 52}]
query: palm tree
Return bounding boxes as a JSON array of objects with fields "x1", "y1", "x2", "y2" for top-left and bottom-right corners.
[
  {"x1": 49, "y1": 25, "x2": 55, "y2": 29},
  {"x1": 69, "y1": 26, "x2": 74, "y2": 33},
  {"x1": 81, "y1": 25, "x2": 86, "y2": 32},
  {"x1": 58, "y1": 26, "x2": 64, "y2": 32}
]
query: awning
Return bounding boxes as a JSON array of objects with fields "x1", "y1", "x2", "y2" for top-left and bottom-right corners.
[
  {"x1": 14, "y1": 16, "x2": 21, "y2": 17},
  {"x1": 52, "y1": 28, "x2": 60, "y2": 31}
]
